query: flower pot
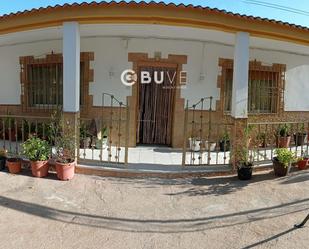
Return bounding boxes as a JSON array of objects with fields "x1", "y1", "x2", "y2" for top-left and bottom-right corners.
[
  {"x1": 189, "y1": 138, "x2": 202, "y2": 152},
  {"x1": 276, "y1": 136, "x2": 291, "y2": 148},
  {"x1": 95, "y1": 137, "x2": 108, "y2": 149},
  {"x1": 205, "y1": 141, "x2": 216, "y2": 151},
  {"x1": 297, "y1": 159, "x2": 308, "y2": 170},
  {"x1": 219, "y1": 140, "x2": 230, "y2": 152},
  {"x1": 237, "y1": 163, "x2": 253, "y2": 180},
  {"x1": 30, "y1": 161, "x2": 49, "y2": 178},
  {"x1": 0, "y1": 157, "x2": 6, "y2": 171},
  {"x1": 55, "y1": 160, "x2": 76, "y2": 181},
  {"x1": 294, "y1": 133, "x2": 306, "y2": 146},
  {"x1": 7, "y1": 158, "x2": 22, "y2": 174},
  {"x1": 272, "y1": 157, "x2": 290, "y2": 176}
]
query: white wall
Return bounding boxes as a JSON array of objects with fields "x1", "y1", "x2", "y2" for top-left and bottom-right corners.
[
  {"x1": 0, "y1": 40, "x2": 62, "y2": 104},
  {"x1": 81, "y1": 37, "x2": 234, "y2": 109},
  {"x1": 0, "y1": 24, "x2": 308, "y2": 112},
  {"x1": 249, "y1": 47, "x2": 309, "y2": 111}
]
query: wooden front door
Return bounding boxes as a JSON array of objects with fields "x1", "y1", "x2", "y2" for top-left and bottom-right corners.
[{"x1": 137, "y1": 66, "x2": 176, "y2": 145}]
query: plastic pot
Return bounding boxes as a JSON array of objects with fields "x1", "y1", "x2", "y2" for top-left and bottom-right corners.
[
  {"x1": 276, "y1": 136, "x2": 291, "y2": 148},
  {"x1": 294, "y1": 133, "x2": 306, "y2": 146},
  {"x1": 30, "y1": 161, "x2": 49, "y2": 178},
  {"x1": 272, "y1": 157, "x2": 290, "y2": 177},
  {"x1": 237, "y1": 163, "x2": 253, "y2": 180},
  {"x1": 7, "y1": 158, "x2": 22, "y2": 174},
  {"x1": 297, "y1": 159, "x2": 308, "y2": 170},
  {"x1": 219, "y1": 140, "x2": 230, "y2": 152},
  {"x1": 55, "y1": 160, "x2": 76, "y2": 181}
]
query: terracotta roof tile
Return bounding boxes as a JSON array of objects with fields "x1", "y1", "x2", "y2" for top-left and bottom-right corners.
[{"x1": 0, "y1": 1, "x2": 308, "y2": 32}]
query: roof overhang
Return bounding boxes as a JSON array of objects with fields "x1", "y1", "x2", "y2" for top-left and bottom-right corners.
[{"x1": 0, "y1": 1, "x2": 308, "y2": 46}]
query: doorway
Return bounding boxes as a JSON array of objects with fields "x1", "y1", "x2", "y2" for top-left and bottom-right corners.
[{"x1": 137, "y1": 65, "x2": 177, "y2": 145}]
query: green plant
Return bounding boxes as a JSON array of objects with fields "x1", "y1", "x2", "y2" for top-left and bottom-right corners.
[
  {"x1": 275, "y1": 148, "x2": 296, "y2": 167},
  {"x1": 80, "y1": 122, "x2": 91, "y2": 138},
  {"x1": 221, "y1": 131, "x2": 230, "y2": 142},
  {"x1": 22, "y1": 136, "x2": 51, "y2": 161},
  {"x1": 277, "y1": 124, "x2": 291, "y2": 137},
  {"x1": 101, "y1": 126, "x2": 108, "y2": 138},
  {"x1": 244, "y1": 124, "x2": 254, "y2": 138},
  {"x1": 233, "y1": 126, "x2": 257, "y2": 166},
  {"x1": 49, "y1": 110, "x2": 76, "y2": 164},
  {"x1": 298, "y1": 123, "x2": 305, "y2": 134}
]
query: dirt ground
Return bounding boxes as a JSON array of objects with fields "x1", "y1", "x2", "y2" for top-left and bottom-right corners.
[{"x1": 0, "y1": 169, "x2": 308, "y2": 249}]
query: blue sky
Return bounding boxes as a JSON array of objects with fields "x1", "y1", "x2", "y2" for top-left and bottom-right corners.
[{"x1": 0, "y1": 0, "x2": 308, "y2": 27}]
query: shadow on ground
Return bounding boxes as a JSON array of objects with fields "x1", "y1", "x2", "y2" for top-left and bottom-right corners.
[{"x1": 0, "y1": 195, "x2": 308, "y2": 234}]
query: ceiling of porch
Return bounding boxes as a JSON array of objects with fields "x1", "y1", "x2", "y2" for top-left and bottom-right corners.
[{"x1": 0, "y1": 24, "x2": 308, "y2": 56}]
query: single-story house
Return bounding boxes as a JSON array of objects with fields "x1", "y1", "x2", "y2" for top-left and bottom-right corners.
[{"x1": 0, "y1": 1, "x2": 309, "y2": 166}]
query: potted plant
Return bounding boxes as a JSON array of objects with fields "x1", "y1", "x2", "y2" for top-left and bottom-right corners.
[
  {"x1": 80, "y1": 123, "x2": 91, "y2": 149},
  {"x1": 236, "y1": 148, "x2": 253, "y2": 180},
  {"x1": 7, "y1": 155, "x2": 22, "y2": 174},
  {"x1": 294, "y1": 124, "x2": 307, "y2": 146},
  {"x1": 276, "y1": 124, "x2": 291, "y2": 148},
  {"x1": 272, "y1": 148, "x2": 296, "y2": 177},
  {"x1": 219, "y1": 131, "x2": 230, "y2": 152},
  {"x1": 95, "y1": 126, "x2": 109, "y2": 149},
  {"x1": 50, "y1": 111, "x2": 76, "y2": 181},
  {"x1": 205, "y1": 140, "x2": 216, "y2": 151},
  {"x1": 22, "y1": 136, "x2": 51, "y2": 178},
  {"x1": 0, "y1": 149, "x2": 7, "y2": 171},
  {"x1": 257, "y1": 132, "x2": 267, "y2": 148},
  {"x1": 296, "y1": 156, "x2": 308, "y2": 170},
  {"x1": 189, "y1": 137, "x2": 202, "y2": 152},
  {"x1": 236, "y1": 127, "x2": 253, "y2": 180}
]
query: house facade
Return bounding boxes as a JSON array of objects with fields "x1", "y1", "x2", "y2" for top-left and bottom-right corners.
[{"x1": 0, "y1": 2, "x2": 309, "y2": 166}]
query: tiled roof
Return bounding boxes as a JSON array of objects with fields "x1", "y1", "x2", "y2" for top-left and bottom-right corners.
[{"x1": 0, "y1": 1, "x2": 308, "y2": 32}]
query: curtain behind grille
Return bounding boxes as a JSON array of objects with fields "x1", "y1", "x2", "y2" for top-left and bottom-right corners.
[{"x1": 138, "y1": 66, "x2": 176, "y2": 145}]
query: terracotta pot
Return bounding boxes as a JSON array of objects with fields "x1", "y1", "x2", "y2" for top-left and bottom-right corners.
[
  {"x1": 272, "y1": 157, "x2": 290, "y2": 177},
  {"x1": 297, "y1": 159, "x2": 308, "y2": 170},
  {"x1": 7, "y1": 158, "x2": 22, "y2": 174},
  {"x1": 55, "y1": 160, "x2": 76, "y2": 181},
  {"x1": 30, "y1": 161, "x2": 49, "y2": 178},
  {"x1": 276, "y1": 136, "x2": 291, "y2": 148}
]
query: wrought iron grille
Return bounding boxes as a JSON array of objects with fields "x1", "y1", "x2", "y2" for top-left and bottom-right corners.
[
  {"x1": 247, "y1": 121, "x2": 309, "y2": 165},
  {"x1": 78, "y1": 93, "x2": 129, "y2": 165},
  {"x1": 182, "y1": 97, "x2": 234, "y2": 166}
]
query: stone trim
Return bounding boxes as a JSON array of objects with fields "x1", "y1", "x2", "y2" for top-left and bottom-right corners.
[
  {"x1": 19, "y1": 52, "x2": 94, "y2": 114},
  {"x1": 218, "y1": 58, "x2": 286, "y2": 116}
]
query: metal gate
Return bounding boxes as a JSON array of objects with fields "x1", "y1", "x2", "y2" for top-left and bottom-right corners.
[
  {"x1": 182, "y1": 97, "x2": 234, "y2": 166},
  {"x1": 78, "y1": 93, "x2": 129, "y2": 166}
]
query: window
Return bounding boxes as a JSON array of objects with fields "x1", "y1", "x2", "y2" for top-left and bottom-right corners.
[
  {"x1": 20, "y1": 53, "x2": 93, "y2": 112},
  {"x1": 27, "y1": 63, "x2": 63, "y2": 107},
  {"x1": 221, "y1": 60, "x2": 284, "y2": 114}
]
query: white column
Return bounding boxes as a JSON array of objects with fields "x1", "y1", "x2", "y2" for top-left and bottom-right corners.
[
  {"x1": 63, "y1": 22, "x2": 80, "y2": 112},
  {"x1": 231, "y1": 32, "x2": 249, "y2": 118}
]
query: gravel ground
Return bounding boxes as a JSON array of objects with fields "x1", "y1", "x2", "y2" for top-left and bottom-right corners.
[{"x1": 0, "y1": 169, "x2": 308, "y2": 249}]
